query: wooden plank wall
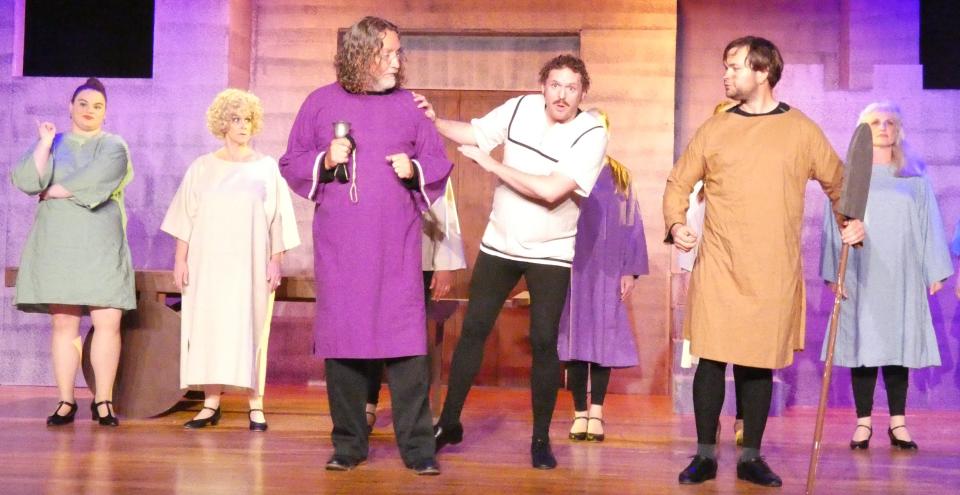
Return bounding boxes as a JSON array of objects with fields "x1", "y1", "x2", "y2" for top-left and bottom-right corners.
[{"x1": 250, "y1": 0, "x2": 678, "y2": 395}]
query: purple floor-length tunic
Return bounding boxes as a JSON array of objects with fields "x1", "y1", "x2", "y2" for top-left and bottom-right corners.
[
  {"x1": 280, "y1": 83, "x2": 452, "y2": 358},
  {"x1": 558, "y1": 166, "x2": 649, "y2": 367}
]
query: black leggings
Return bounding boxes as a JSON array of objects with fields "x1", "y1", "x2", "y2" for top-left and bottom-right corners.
[
  {"x1": 693, "y1": 358, "x2": 772, "y2": 450},
  {"x1": 566, "y1": 360, "x2": 611, "y2": 411},
  {"x1": 851, "y1": 365, "x2": 908, "y2": 418},
  {"x1": 439, "y1": 252, "x2": 570, "y2": 440}
]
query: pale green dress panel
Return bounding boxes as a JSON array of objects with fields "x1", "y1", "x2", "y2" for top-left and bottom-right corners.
[{"x1": 11, "y1": 132, "x2": 136, "y2": 313}]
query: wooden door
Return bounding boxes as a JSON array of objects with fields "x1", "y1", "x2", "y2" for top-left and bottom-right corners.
[{"x1": 413, "y1": 89, "x2": 533, "y2": 387}]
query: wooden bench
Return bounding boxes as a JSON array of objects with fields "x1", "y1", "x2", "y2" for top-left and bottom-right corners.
[{"x1": 4, "y1": 267, "x2": 528, "y2": 418}]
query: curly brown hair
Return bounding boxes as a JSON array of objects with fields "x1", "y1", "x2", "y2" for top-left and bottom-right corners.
[
  {"x1": 335, "y1": 16, "x2": 405, "y2": 94},
  {"x1": 538, "y1": 54, "x2": 590, "y2": 92}
]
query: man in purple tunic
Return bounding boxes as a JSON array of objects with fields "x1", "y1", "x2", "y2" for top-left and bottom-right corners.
[{"x1": 279, "y1": 16, "x2": 451, "y2": 475}]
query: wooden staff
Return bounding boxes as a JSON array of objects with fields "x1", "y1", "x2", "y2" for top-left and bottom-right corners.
[
  {"x1": 805, "y1": 242, "x2": 849, "y2": 494},
  {"x1": 805, "y1": 122, "x2": 873, "y2": 494}
]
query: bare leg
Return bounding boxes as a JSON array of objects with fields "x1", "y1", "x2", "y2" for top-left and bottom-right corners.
[
  {"x1": 249, "y1": 392, "x2": 265, "y2": 423},
  {"x1": 193, "y1": 385, "x2": 223, "y2": 420},
  {"x1": 49, "y1": 305, "x2": 82, "y2": 415},
  {"x1": 89, "y1": 307, "x2": 122, "y2": 416}
]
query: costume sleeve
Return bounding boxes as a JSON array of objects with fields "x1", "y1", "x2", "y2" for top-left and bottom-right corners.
[
  {"x1": 819, "y1": 199, "x2": 841, "y2": 284},
  {"x1": 663, "y1": 124, "x2": 708, "y2": 242},
  {"x1": 410, "y1": 108, "x2": 454, "y2": 209},
  {"x1": 160, "y1": 158, "x2": 201, "y2": 242},
  {"x1": 58, "y1": 135, "x2": 129, "y2": 209},
  {"x1": 807, "y1": 122, "x2": 845, "y2": 226},
  {"x1": 279, "y1": 92, "x2": 329, "y2": 202},
  {"x1": 951, "y1": 220, "x2": 960, "y2": 257},
  {"x1": 620, "y1": 187, "x2": 649, "y2": 276},
  {"x1": 269, "y1": 162, "x2": 302, "y2": 255},
  {"x1": 554, "y1": 127, "x2": 608, "y2": 197},
  {"x1": 11, "y1": 139, "x2": 54, "y2": 195},
  {"x1": 918, "y1": 177, "x2": 954, "y2": 284},
  {"x1": 422, "y1": 178, "x2": 466, "y2": 271},
  {"x1": 471, "y1": 96, "x2": 522, "y2": 153}
]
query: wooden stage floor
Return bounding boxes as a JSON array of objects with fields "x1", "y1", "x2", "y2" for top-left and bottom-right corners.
[{"x1": 0, "y1": 385, "x2": 957, "y2": 494}]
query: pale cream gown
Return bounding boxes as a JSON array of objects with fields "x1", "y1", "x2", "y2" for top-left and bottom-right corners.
[{"x1": 162, "y1": 153, "x2": 300, "y2": 394}]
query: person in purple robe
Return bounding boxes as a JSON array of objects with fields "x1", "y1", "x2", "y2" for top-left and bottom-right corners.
[
  {"x1": 278, "y1": 16, "x2": 451, "y2": 475},
  {"x1": 558, "y1": 110, "x2": 648, "y2": 443}
]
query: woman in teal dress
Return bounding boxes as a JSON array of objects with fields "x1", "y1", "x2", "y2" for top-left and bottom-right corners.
[
  {"x1": 11, "y1": 78, "x2": 135, "y2": 427},
  {"x1": 820, "y1": 102, "x2": 952, "y2": 450}
]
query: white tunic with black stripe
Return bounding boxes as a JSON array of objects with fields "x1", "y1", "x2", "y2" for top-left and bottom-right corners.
[{"x1": 471, "y1": 94, "x2": 607, "y2": 267}]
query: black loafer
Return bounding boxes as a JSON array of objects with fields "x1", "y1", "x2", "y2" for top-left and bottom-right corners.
[
  {"x1": 433, "y1": 422, "x2": 463, "y2": 452},
  {"x1": 737, "y1": 456, "x2": 782, "y2": 487},
  {"x1": 409, "y1": 457, "x2": 441, "y2": 475},
  {"x1": 678, "y1": 455, "x2": 717, "y2": 484},
  {"x1": 531, "y1": 438, "x2": 557, "y2": 469},
  {"x1": 325, "y1": 455, "x2": 364, "y2": 471}
]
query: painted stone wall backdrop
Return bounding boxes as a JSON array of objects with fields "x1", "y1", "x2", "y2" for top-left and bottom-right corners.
[
  {"x1": 676, "y1": 0, "x2": 960, "y2": 410},
  {"x1": 0, "y1": 0, "x2": 237, "y2": 385}
]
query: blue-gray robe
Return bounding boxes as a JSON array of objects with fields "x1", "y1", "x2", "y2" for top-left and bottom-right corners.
[{"x1": 820, "y1": 165, "x2": 953, "y2": 368}]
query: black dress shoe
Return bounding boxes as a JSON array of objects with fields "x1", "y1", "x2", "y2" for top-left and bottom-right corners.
[
  {"x1": 249, "y1": 408, "x2": 268, "y2": 432},
  {"x1": 46, "y1": 401, "x2": 78, "y2": 426},
  {"x1": 678, "y1": 455, "x2": 717, "y2": 484},
  {"x1": 325, "y1": 455, "x2": 364, "y2": 471},
  {"x1": 409, "y1": 458, "x2": 441, "y2": 475},
  {"x1": 531, "y1": 438, "x2": 557, "y2": 469},
  {"x1": 850, "y1": 424, "x2": 872, "y2": 450},
  {"x1": 92, "y1": 400, "x2": 120, "y2": 427},
  {"x1": 184, "y1": 407, "x2": 221, "y2": 429},
  {"x1": 888, "y1": 426, "x2": 918, "y2": 450},
  {"x1": 737, "y1": 456, "x2": 783, "y2": 487},
  {"x1": 433, "y1": 422, "x2": 463, "y2": 451}
]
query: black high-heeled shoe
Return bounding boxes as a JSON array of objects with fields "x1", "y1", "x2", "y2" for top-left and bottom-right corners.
[
  {"x1": 46, "y1": 401, "x2": 78, "y2": 426},
  {"x1": 184, "y1": 406, "x2": 221, "y2": 429},
  {"x1": 888, "y1": 425, "x2": 918, "y2": 450},
  {"x1": 569, "y1": 415, "x2": 587, "y2": 441},
  {"x1": 586, "y1": 417, "x2": 605, "y2": 442},
  {"x1": 249, "y1": 408, "x2": 268, "y2": 432},
  {"x1": 849, "y1": 424, "x2": 872, "y2": 449},
  {"x1": 92, "y1": 400, "x2": 119, "y2": 427},
  {"x1": 365, "y1": 410, "x2": 376, "y2": 434}
]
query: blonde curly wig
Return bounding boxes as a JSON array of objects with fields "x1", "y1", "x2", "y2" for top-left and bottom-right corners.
[{"x1": 205, "y1": 88, "x2": 264, "y2": 139}]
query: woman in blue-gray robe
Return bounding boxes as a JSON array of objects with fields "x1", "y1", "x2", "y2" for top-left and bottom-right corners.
[{"x1": 820, "y1": 102, "x2": 953, "y2": 450}]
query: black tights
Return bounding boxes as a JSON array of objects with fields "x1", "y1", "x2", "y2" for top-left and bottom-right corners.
[
  {"x1": 566, "y1": 360, "x2": 611, "y2": 411},
  {"x1": 693, "y1": 358, "x2": 772, "y2": 450},
  {"x1": 851, "y1": 365, "x2": 908, "y2": 418},
  {"x1": 439, "y1": 252, "x2": 570, "y2": 440}
]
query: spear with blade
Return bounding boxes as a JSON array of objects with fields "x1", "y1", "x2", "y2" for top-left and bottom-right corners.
[{"x1": 805, "y1": 123, "x2": 873, "y2": 494}]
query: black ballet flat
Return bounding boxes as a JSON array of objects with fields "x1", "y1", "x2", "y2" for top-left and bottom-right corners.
[
  {"x1": 249, "y1": 408, "x2": 268, "y2": 432},
  {"x1": 888, "y1": 425, "x2": 918, "y2": 450},
  {"x1": 92, "y1": 400, "x2": 119, "y2": 427},
  {"x1": 184, "y1": 406, "x2": 221, "y2": 429},
  {"x1": 433, "y1": 422, "x2": 463, "y2": 451},
  {"x1": 46, "y1": 401, "x2": 77, "y2": 426},
  {"x1": 568, "y1": 415, "x2": 587, "y2": 441},
  {"x1": 586, "y1": 417, "x2": 605, "y2": 442},
  {"x1": 850, "y1": 424, "x2": 872, "y2": 450}
]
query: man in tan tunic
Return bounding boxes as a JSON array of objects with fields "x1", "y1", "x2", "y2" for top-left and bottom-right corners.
[{"x1": 664, "y1": 36, "x2": 865, "y2": 488}]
